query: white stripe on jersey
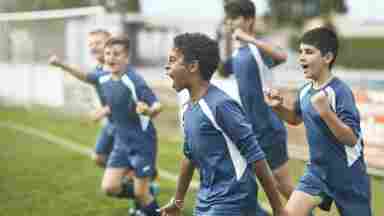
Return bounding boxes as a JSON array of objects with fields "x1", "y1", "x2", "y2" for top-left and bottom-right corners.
[
  {"x1": 121, "y1": 74, "x2": 150, "y2": 131},
  {"x1": 199, "y1": 99, "x2": 247, "y2": 180}
]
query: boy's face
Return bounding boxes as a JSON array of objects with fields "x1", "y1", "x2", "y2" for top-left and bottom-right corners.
[
  {"x1": 88, "y1": 34, "x2": 109, "y2": 63},
  {"x1": 225, "y1": 15, "x2": 253, "y2": 33},
  {"x1": 298, "y1": 43, "x2": 329, "y2": 80},
  {"x1": 104, "y1": 44, "x2": 129, "y2": 74},
  {"x1": 165, "y1": 48, "x2": 191, "y2": 92}
]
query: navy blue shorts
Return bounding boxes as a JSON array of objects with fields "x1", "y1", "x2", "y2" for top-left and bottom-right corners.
[
  {"x1": 296, "y1": 166, "x2": 372, "y2": 215},
  {"x1": 259, "y1": 130, "x2": 288, "y2": 170},
  {"x1": 194, "y1": 202, "x2": 268, "y2": 216},
  {"x1": 106, "y1": 135, "x2": 157, "y2": 178},
  {"x1": 94, "y1": 121, "x2": 115, "y2": 156}
]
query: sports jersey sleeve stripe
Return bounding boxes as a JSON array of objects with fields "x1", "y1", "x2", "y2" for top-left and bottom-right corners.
[
  {"x1": 199, "y1": 99, "x2": 248, "y2": 180},
  {"x1": 333, "y1": 84, "x2": 364, "y2": 166},
  {"x1": 121, "y1": 74, "x2": 150, "y2": 131}
]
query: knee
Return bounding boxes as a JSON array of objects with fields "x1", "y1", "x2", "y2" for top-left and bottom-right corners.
[
  {"x1": 133, "y1": 187, "x2": 147, "y2": 201},
  {"x1": 134, "y1": 185, "x2": 152, "y2": 203},
  {"x1": 101, "y1": 181, "x2": 121, "y2": 196}
]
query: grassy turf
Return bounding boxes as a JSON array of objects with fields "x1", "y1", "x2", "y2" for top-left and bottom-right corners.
[{"x1": 0, "y1": 105, "x2": 383, "y2": 215}]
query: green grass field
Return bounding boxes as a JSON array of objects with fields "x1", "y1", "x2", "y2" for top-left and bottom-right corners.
[{"x1": 0, "y1": 105, "x2": 383, "y2": 216}]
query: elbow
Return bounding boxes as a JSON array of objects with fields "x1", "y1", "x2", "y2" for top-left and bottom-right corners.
[
  {"x1": 336, "y1": 130, "x2": 359, "y2": 146},
  {"x1": 287, "y1": 117, "x2": 302, "y2": 126},
  {"x1": 278, "y1": 52, "x2": 288, "y2": 63},
  {"x1": 273, "y1": 52, "x2": 288, "y2": 65},
  {"x1": 340, "y1": 136, "x2": 359, "y2": 147},
  {"x1": 287, "y1": 120, "x2": 301, "y2": 126}
]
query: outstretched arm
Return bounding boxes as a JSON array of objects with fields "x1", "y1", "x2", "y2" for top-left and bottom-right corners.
[{"x1": 49, "y1": 55, "x2": 90, "y2": 83}]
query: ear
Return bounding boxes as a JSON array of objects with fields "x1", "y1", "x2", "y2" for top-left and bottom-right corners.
[
  {"x1": 245, "y1": 17, "x2": 255, "y2": 31},
  {"x1": 324, "y1": 52, "x2": 335, "y2": 64},
  {"x1": 187, "y1": 60, "x2": 200, "y2": 74}
]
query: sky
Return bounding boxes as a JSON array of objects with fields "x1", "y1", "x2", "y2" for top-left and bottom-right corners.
[
  {"x1": 141, "y1": 0, "x2": 384, "y2": 20},
  {"x1": 346, "y1": 0, "x2": 384, "y2": 19}
]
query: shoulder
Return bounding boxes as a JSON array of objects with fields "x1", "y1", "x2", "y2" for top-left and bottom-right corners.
[
  {"x1": 330, "y1": 77, "x2": 353, "y2": 95},
  {"x1": 98, "y1": 73, "x2": 112, "y2": 84},
  {"x1": 203, "y1": 85, "x2": 241, "y2": 113},
  {"x1": 324, "y1": 77, "x2": 354, "y2": 101}
]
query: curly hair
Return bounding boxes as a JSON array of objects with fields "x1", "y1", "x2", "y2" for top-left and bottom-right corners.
[
  {"x1": 224, "y1": 0, "x2": 255, "y2": 19},
  {"x1": 173, "y1": 33, "x2": 219, "y2": 81}
]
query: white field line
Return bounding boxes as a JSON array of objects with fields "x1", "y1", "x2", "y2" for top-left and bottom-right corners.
[
  {"x1": 0, "y1": 121, "x2": 199, "y2": 189},
  {"x1": 0, "y1": 121, "x2": 273, "y2": 211}
]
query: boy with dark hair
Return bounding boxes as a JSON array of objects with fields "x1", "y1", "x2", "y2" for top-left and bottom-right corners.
[
  {"x1": 87, "y1": 36, "x2": 163, "y2": 216},
  {"x1": 265, "y1": 27, "x2": 372, "y2": 216},
  {"x1": 160, "y1": 32, "x2": 287, "y2": 216},
  {"x1": 224, "y1": 0, "x2": 294, "y2": 210}
]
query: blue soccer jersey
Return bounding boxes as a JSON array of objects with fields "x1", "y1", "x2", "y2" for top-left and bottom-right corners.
[
  {"x1": 86, "y1": 65, "x2": 115, "y2": 156},
  {"x1": 181, "y1": 85, "x2": 265, "y2": 214},
  {"x1": 295, "y1": 77, "x2": 371, "y2": 214},
  {"x1": 88, "y1": 66, "x2": 158, "y2": 153},
  {"x1": 87, "y1": 65, "x2": 109, "y2": 105},
  {"x1": 225, "y1": 44, "x2": 286, "y2": 148}
]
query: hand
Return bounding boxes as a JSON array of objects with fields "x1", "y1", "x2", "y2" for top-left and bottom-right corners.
[
  {"x1": 136, "y1": 101, "x2": 150, "y2": 116},
  {"x1": 158, "y1": 200, "x2": 182, "y2": 216},
  {"x1": 90, "y1": 106, "x2": 111, "y2": 122},
  {"x1": 274, "y1": 208, "x2": 289, "y2": 216},
  {"x1": 311, "y1": 90, "x2": 331, "y2": 116},
  {"x1": 232, "y1": 28, "x2": 255, "y2": 43},
  {"x1": 48, "y1": 55, "x2": 62, "y2": 67},
  {"x1": 264, "y1": 88, "x2": 283, "y2": 108}
]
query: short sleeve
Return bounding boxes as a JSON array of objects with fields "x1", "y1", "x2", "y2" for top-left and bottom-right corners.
[
  {"x1": 223, "y1": 58, "x2": 234, "y2": 75},
  {"x1": 135, "y1": 75, "x2": 158, "y2": 106},
  {"x1": 86, "y1": 71, "x2": 99, "y2": 85},
  {"x1": 336, "y1": 87, "x2": 361, "y2": 137},
  {"x1": 215, "y1": 99, "x2": 265, "y2": 164}
]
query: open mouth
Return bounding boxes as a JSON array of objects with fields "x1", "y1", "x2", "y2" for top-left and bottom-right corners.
[{"x1": 107, "y1": 62, "x2": 116, "y2": 68}]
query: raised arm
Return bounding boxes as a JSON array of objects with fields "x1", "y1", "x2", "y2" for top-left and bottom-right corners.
[
  {"x1": 264, "y1": 88, "x2": 302, "y2": 125},
  {"x1": 49, "y1": 55, "x2": 90, "y2": 83},
  {"x1": 233, "y1": 28, "x2": 287, "y2": 65},
  {"x1": 311, "y1": 90, "x2": 358, "y2": 146}
]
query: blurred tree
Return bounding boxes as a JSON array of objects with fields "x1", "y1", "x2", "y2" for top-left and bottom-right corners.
[
  {"x1": 268, "y1": 0, "x2": 347, "y2": 26},
  {"x1": 1, "y1": 0, "x2": 90, "y2": 12},
  {"x1": 1, "y1": 0, "x2": 140, "y2": 13},
  {"x1": 94, "y1": 0, "x2": 140, "y2": 13}
]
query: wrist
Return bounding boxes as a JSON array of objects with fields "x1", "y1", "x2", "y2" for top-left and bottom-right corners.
[{"x1": 171, "y1": 197, "x2": 184, "y2": 210}]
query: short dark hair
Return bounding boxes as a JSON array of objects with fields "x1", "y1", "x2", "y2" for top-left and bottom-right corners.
[
  {"x1": 173, "y1": 33, "x2": 219, "y2": 81},
  {"x1": 224, "y1": 0, "x2": 255, "y2": 19},
  {"x1": 88, "y1": 29, "x2": 111, "y2": 38},
  {"x1": 105, "y1": 36, "x2": 130, "y2": 54},
  {"x1": 300, "y1": 27, "x2": 339, "y2": 69}
]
